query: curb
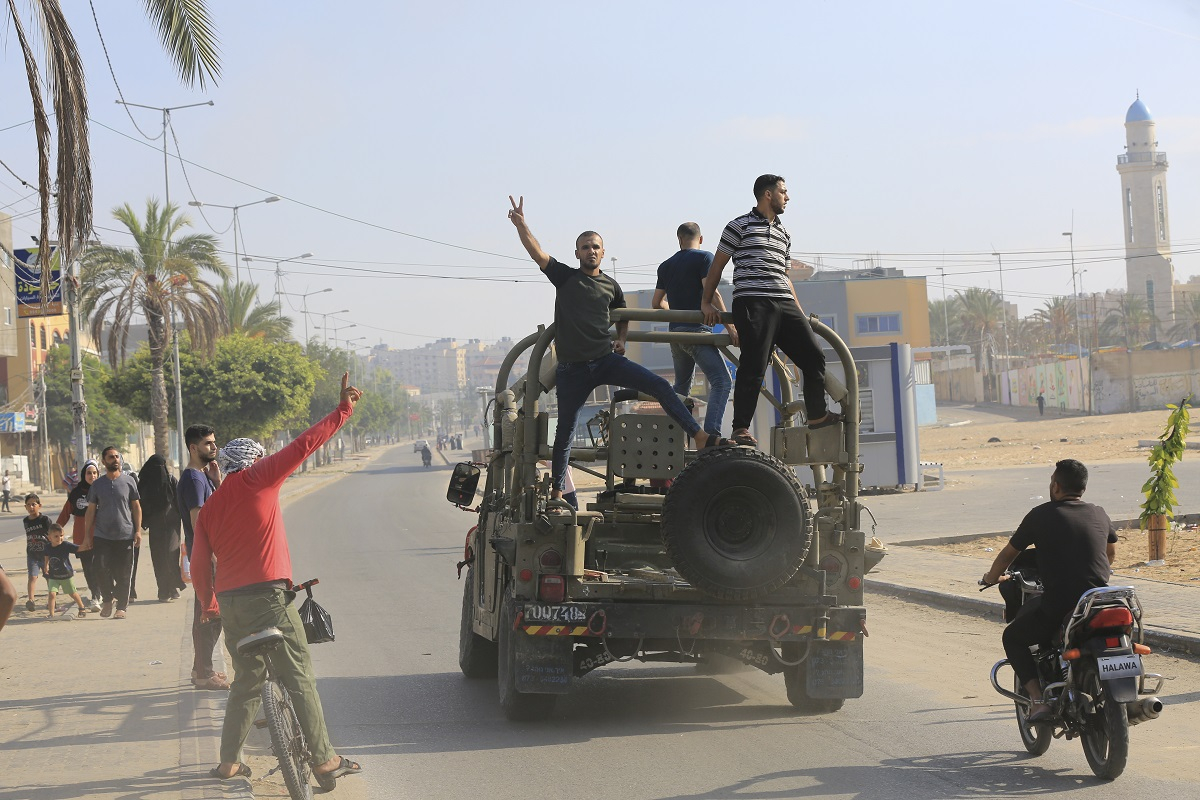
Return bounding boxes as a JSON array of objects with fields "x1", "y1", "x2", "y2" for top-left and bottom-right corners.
[{"x1": 868, "y1": 579, "x2": 1200, "y2": 657}]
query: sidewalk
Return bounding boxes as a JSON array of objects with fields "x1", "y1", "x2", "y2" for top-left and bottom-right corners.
[{"x1": 0, "y1": 443, "x2": 398, "y2": 800}]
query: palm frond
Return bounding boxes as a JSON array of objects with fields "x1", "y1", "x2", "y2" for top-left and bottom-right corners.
[{"x1": 140, "y1": 0, "x2": 222, "y2": 89}]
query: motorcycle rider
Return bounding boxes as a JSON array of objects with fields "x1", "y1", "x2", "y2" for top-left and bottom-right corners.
[{"x1": 981, "y1": 459, "x2": 1118, "y2": 723}]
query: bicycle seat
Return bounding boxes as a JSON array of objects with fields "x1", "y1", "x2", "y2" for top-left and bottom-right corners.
[{"x1": 236, "y1": 627, "x2": 285, "y2": 657}]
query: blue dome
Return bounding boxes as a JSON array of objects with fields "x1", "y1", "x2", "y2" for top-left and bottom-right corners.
[{"x1": 1126, "y1": 98, "x2": 1153, "y2": 123}]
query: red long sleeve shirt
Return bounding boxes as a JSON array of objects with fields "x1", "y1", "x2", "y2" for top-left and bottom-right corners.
[{"x1": 192, "y1": 401, "x2": 353, "y2": 616}]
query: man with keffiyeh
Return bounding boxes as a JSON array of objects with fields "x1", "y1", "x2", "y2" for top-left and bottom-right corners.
[{"x1": 192, "y1": 373, "x2": 364, "y2": 789}]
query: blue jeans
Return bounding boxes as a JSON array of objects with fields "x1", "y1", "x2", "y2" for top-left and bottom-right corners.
[
  {"x1": 553, "y1": 353, "x2": 701, "y2": 492},
  {"x1": 670, "y1": 338, "x2": 732, "y2": 436}
]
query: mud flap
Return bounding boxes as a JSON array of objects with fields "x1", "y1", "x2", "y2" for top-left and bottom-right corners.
[
  {"x1": 514, "y1": 630, "x2": 574, "y2": 694},
  {"x1": 806, "y1": 639, "x2": 864, "y2": 700},
  {"x1": 1104, "y1": 675, "x2": 1139, "y2": 704}
]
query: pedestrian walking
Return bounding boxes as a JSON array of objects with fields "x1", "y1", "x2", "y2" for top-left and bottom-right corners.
[
  {"x1": 42, "y1": 524, "x2": 89, "y2": 618},
  {"x1": 178, "y1": 424, "x2": 229, "y2": 691},
  {"x1": 2, "y1": 470, "x2": 11, "y2": 512},
  {"x1": 82, "y1": 447, "x2": 142, "y2": 620},
  {"x1": 138, "y1": 455, "x2": 185, "y2": 603},
  {"x1": 22, "y1": 493, "x2": 51, "y2": 612},
  {"x1": 508, "y1": 196, "x2": 725, "y2": 502},
  {"x1": 57, "y1": 460, "x2": 102, "y2": 609},
  {"x1": 702, "y1": 174, "x2": 838, "y2": 446},
  {"x1": 1037, "y1": 391, "x2": 1046, "y2": 416},
  {"x1": 193, "y1": 373, "x2": 364, "y2": 789},
  {"x1": 653, "y1": 222, "x2": 737, "y2": 436}
]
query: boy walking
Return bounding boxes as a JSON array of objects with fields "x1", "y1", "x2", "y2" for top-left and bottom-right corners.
[
  {"x1": 23, "y1": 493, "x2": 51, "y2": 612},
  {"x1": 43, "y1": 523, "x2": 88, "y2": 618}
]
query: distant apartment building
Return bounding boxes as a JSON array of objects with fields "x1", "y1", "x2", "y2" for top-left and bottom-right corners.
[{"x1": 372, "y1": 337, "x2": 529, "y2": 394}]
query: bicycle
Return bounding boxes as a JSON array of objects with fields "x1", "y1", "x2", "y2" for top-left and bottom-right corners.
[{"x1": 234, "y1": 577, "x2": 321, "y2": 800}]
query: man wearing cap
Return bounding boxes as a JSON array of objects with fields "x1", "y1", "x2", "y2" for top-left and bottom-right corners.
[{"x1": 192, "y1": 373, "x2": 364, "y2": 790}]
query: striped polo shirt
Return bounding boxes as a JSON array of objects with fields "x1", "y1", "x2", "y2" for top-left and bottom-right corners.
[{"x1": 717, "y1": 207, "x2": 793, "y2": 301}]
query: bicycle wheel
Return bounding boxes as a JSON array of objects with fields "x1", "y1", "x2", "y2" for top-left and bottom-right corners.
[{"x1": 262, "y1": 678, "x2": 314, "y2": 800}]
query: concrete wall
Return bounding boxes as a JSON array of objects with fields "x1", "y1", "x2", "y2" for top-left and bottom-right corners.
[{"x1": 1092, "y1": 347, "x2": 1200, "y2": 413}]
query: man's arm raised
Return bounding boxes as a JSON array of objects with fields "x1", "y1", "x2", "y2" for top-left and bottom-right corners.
[{"x1": 508, "y1": 195, "x2": 550, "y2": 270}]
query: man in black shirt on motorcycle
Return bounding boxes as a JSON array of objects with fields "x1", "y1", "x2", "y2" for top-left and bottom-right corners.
[{"x1": 982, "y1": 459, "x2": 1118, "y2": 722}]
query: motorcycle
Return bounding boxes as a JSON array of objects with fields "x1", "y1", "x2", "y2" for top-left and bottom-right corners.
[
  {"x1": 982, "y1": 571, "x2": 1164, "y2": 780},
  {"x1": 421, "y1": 449, "x2": 433, "y2": 469}
]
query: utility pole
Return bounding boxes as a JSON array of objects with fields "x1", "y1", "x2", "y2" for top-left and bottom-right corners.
[
  {"x1": 1062, "y1": 230, "x2": 1087, "y2": 414},
  {"x1": 938, "y1": 267, "x2": 952, "y2": 402},
  {"x1": 992, "y1": 251, "x2": 1011, "y2": 404},
  {"x1": 66, "y1": 259, "x2": 88, "y2": 468}
]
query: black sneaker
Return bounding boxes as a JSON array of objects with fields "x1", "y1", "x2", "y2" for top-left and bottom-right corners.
[{"x1": 25, "y1": 600, "x2": 35, "y2": 612}]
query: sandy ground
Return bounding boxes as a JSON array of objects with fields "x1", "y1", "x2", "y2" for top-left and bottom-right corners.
[
  {"x1": 916, "y1": 527, "x2": 1200, "y2": 584},
  {"x1": 919, "y1": 405, "x2": 1181, "y2": 470}
]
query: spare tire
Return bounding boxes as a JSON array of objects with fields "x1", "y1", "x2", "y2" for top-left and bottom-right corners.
[{"x1": 662, "y1": 447, "x2": 812, "y2": 600}]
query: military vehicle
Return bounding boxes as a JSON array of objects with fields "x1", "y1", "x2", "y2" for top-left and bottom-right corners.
[{"x1": 446, "y1": 309, "x2": 883, "y2": 720}]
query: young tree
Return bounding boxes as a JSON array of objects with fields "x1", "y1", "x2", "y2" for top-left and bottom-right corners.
[
  {"x1": 42, "y1": 344, "x2": 135, "y2": 462},
  {"x1": 81, "y1": 200, "x2": 228, "y2": 455},
  {"x1": 107, "y1": 332, "x2": 318, "y2": 443}
]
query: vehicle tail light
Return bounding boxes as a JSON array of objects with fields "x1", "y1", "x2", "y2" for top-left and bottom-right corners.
[
  {"x1": 1087, "y1": 607, "x2": 1133, "y2": 630},
  {"x1": 1063, "y1": 648, "x2": 1081, "y2": 660},
  {"x1": 1106, "y1": 637, "x2": 1122, "y2": 648},
  {"x1": 1134, "y1": 643, "x2": 1151, "y2": 655},
  {"x1": 539, "y1": 549, "x2": 563, "y2": 570},
  {"x1": 538, "y1": 574, "x2": 566, "y2": 603},
  {"x1": 847, "y1": 576, "x2": 862, "y2": 590},
  {"x1": 820, "y1": 556, "x2": 843, "y2": 577},
  {"x1": 518, "y1": 568, "x2": 533, "y2": 582}
]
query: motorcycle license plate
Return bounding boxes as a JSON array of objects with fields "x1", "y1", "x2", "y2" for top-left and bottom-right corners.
[{"x1": 1096, "y1": 654, "x2": 1143, "y2": 679}]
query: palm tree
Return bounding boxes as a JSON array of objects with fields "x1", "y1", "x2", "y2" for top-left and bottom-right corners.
[
  {"x1": 7, "y1": 0, "x2": 219, "y2": 304},
  {"x1": 219, "y1": 280, "x2": 294, "y2": 341},
  {"x1": 1100, "y1": 293, "x2": 1151, "y2": 348},
  {"x1": 1035, "y1": 296, "x2": 1075, "y2": 349},
  {"x1": 1169, "y1": 292, "x2": 1200, "y2": 342},
  {"x1": 81, "y1": 199, "x2": 228, "y2": 455},
  {"x1": 955, "y1": 287, "x2": 1004, "y2": 397}
]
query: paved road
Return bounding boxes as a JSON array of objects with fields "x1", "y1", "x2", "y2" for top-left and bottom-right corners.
[{"x1": 280, "y1": 446, "x2": 1200, "y2": 799}]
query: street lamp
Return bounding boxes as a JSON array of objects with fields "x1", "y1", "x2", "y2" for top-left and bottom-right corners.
[
  {"x1": 314, "y1": 310, "x2": 349, "y2": 347},
  {"x1": 1062, "y1": 231, "x2": 1087, "y2": 413},
  {"x1": 991, "y1": 251, "x2": 1011, "y2": 404},
  {"x1": 279, "y1": 288, "x2": 332, "y2": 350},
  {"x1": 187, "y1": 195, "x2": 279, "y2": 283},
  {"x1": 937, "y1": 267, "x2": 952, "y2": 402},
  {"x1": 244, "y1": 253, "x2": 313, "y2": 318},
  {"x1": 317, "y1": 322, "x2": 356, "y2": 349},
  {"x1": 115, "y1": 98, "x2": 213, "y2": 463}
]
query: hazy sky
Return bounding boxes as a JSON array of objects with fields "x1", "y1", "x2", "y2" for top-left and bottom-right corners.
[{"x1": 2, "y1": 0, "x2": 1199, "y2": 349}]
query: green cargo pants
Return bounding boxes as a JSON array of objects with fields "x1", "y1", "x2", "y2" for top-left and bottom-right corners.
[{"x1": 216, "y1": 585, "x2": 336, "y2": 766}]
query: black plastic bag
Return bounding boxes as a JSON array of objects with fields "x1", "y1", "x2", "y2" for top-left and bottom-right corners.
[{"x1": 298, "y1": 586, "x2": 335, "y2": 644}]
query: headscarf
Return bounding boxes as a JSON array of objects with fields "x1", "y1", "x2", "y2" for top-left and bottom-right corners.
[
  {"x1": 67, "y1": 460, "x2": 99, "y2": 515},
  {"x1": 219, "y1": 438, "x2": 265, "y2": 474},
  {"x1": 138, "y1": 454, "x2": 175, "y2": 521}
]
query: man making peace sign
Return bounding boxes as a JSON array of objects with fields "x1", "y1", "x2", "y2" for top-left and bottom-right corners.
[{"x1": 508, "y1": 197, "x2": 727, "y2": 503}]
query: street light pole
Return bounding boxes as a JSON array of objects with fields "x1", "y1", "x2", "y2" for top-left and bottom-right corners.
[
  {"x1": 992, "y1": 251, "x2": 1011, "y2": 404},
  {"x1": 187, "y1": 196, "x2": 279, "y2": 284},
  {"x1": 280, "y1": 288, "x2": 332, "y2": 352},
  {"x1": 117, "y1": 98, "x2": 213, "y2": 463},
  {"x1": 938, "y1": 266, "x2": 952, "y2": 402},
  {"x1": 1062, "y1": 230, "x2": 1087, "y2": 414}
]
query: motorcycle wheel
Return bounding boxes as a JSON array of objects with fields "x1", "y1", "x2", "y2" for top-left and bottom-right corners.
[
  {"x1": 1014, "y1": 675, "x2": 1052, "y2": 755},
  {"x1": 1079, "y1": 663, "x2": 1129, "y2": 780}
]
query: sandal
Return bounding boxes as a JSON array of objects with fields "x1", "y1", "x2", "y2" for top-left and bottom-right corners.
[
  {"x1": 192, "y1": 669, "x2": 228, "y2": 682},
  {"x1": 113, "y1": 610, "x2": 126, "y2": 620},
  {"x1": 193, "y1": 674, "x2": 231, "y2": 690},
  {"x1": 209, "y1": 763, "x2": 252, "y2": 781},
  {"x1": 808, "y1": 412, "x2": 843, "y2": 430},
  {"x1": 314, "y1": 756, "x2": 362, "y2": 791},
  {"x1": 731, "y1": 429, "x2": 757, "y2": 447},
  {"x1": 701, "y1": 435, "x2": 734, "y2": 449}
]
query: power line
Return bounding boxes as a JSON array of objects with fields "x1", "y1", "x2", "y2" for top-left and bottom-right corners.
[{"x1": 87, "y1": 0, "x2": 163, "y2": 142}]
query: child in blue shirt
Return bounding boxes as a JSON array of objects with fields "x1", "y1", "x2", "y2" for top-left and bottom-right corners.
[{"x1": 43, "y1": 524, "x2": 88, "y2": 618}]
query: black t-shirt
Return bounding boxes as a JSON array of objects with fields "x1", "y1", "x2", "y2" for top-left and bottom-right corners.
[
  {"x1": 44, "y1": 540, "x2": 79, "y2": 579},
  {"x1": 24, "y1": 513, "x2": 51, "y2": 555},
  {"x1": 543, "y1": 257, "x2": 625, "y2": 363},
  {"x1": 1008, "y1": 499, "x2": 1118, "y2": 617},
  {"x1": 656, "y1": 249, "x2": 714, "y2": 331}
]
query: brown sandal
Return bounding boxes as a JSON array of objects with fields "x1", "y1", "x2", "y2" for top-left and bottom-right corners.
[
  {"x1": 731, "y1": 428, "x2": 758, "y2": 447},
  {"x1": 193, "y1": 674, "x2": 231, "y2": 690}
]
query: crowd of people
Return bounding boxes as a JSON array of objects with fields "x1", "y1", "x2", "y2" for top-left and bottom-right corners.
[{"x1": 0, "y1": 373, "x2": 366, "y2": 790}]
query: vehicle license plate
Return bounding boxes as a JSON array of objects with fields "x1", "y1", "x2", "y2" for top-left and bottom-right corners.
[
  {"x1": 1096, "y1": 654, "x2": 1143, "y2": 679},
  {"x1": 523, "y1": 604, "x2": 586, "y2": 624}
]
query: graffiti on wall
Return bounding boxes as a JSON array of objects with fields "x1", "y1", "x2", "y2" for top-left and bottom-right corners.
[
  {"x1": 1002, "y1": 359, "x2": 1089, "y2": 410},
  {"x1": 1132, "y1": 374, "x2": 1194, "y2": 411}
]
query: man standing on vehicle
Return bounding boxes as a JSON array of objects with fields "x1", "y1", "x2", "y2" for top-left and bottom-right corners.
[
  {"x1": 982, "y1": 459, "x2": 1118, "y2": 722},
  {"x1": 653, "y1": 222, "x2": 737, "y2": 438},
  {"x1": 178, "y1": 424, "x2": 228, "y2": 691},
  {"x1": 83, "y1": 447, "x2": 142, "y2": 619},
  {"x1": 507, "y1": 196, "x2": 725, "y2": 501},
  {"x1": 193, "y1": 373, "x2": 363, "y2": 789},
  {"x1": 701, "y1": 174, "x2": 838, "y2": 447}
]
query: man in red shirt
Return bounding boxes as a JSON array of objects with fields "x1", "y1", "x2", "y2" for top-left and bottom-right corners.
[{"x1": 193, "y1": 373, "x2": 363, "y2": 789}]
